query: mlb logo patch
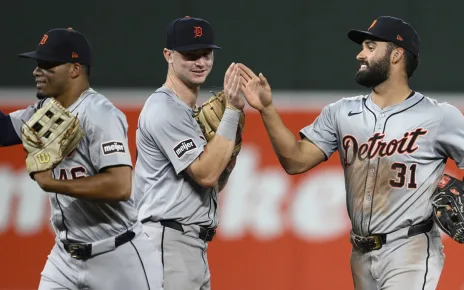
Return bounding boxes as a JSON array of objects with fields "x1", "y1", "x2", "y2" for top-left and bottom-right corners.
[
  {"x1": 173, "y1": 139, "x2": 197, "y2": 158},
  {"x1": 101, "y1": 141, "x2": 126, "y2": 155}
]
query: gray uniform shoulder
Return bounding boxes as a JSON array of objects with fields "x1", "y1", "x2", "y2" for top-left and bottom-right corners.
[
  {"x1": 319, "y1": 94, "x2": 367, "y2": 116},
  {"x1": 408, "y1": 93, "x2": 464, "y2": 167},
  {"x1": 422, "y1": 95, "x2": 460, "y2": 110},
  {"x1": 417, "y1": 94, "x2": 463, "y2": 122},
  {"x1": 340, "y1": 94, "x2": 367, "y2": 102},
  {"x1": 78, "y1": 91, "x2": 128, "y2": 131},
  {"x1": 437, "y1": 102, "x2": 464, "y2": 116},
  {"x1": 70, "y1": 90, "x2": 132, "y2": 171},
  {"x1": 82, "y1": 92, "x2": 126, "y2": 119},
  {"x1": 139, "y1": 89, "x2": 194, "y2": 134},
  {"x1": 142, "y1": 90, "x2": 189, "y2": 121},
  {"x1": 339, "y1": 94, "x2": 367, "y2": 107}
]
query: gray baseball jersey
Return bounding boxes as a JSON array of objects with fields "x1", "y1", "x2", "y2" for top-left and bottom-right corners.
[
  {"x1": 134, "y1": 86, "x2": 219, "y2": 228},
  {"x1": 9, "y1": 89, "x2": 138, "y2": 243},
  {"x1": 300, "y1": 92, "x2": 464, "y2": 236}
]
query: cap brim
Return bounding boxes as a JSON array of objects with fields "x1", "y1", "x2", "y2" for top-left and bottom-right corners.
[
  {"x1": 172, "y1": 44, "x2": 222, "y2": 52},
  {"x1": 347, "y1": 30, "x2": 388, "y2": 44},
  {"x1": 18, "y1": 51, "x2": 64, "y2": 63}
]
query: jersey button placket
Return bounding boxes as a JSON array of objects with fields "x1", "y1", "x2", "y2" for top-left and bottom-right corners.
[
  {"x1": 377, "y1": 113, "x2": 386, "y2": 132},
  {"x1": 363, "y1": 112, "x2": 382, "y2": 234},
  {"x1": 362, "y1": 174, "x2": 375, "y2": 234},
  {"x1": 365, "y1": 113, "x2": 384, "y2": 233}
]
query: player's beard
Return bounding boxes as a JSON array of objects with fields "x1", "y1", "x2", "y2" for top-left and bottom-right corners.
[{"x1": 355, "y1": 54, "x2": 391, "y2": 88}]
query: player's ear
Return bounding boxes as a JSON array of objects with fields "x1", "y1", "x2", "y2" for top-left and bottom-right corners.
[
  {"x1": 391, "y1": 47, "x2": 404, "y2": 64},
  {"x1": 163, "y1": 48, "x2": 174, "y2": 64},
  {"x1": 69, "y1": 63, "x2": 81, "y2": 79}
]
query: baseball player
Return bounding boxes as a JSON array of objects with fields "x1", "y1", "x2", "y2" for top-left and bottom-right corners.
[
  {"x1": 133, "y1": 17, "x2": 244, "y2": 290},
  {"x1": 1, "y1": 28, "x2": 163, "y2": 290},
  {"x1": 238, "y1": 16, "x2": 464, "y2": 289}
]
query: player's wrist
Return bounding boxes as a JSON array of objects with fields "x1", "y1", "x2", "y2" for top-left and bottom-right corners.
[
  {"x1": 226, "y1": 104, "x2": 242, "y2": 112},
  {"x1": 216, "y1": 109, "x2": 240, "y2": 141},
  {"x1": 259, "y1": 104, "x2": 274, "y2": 115},
  {"x1": 34, "y1": 173, "x2": 54, "y2": 191}
]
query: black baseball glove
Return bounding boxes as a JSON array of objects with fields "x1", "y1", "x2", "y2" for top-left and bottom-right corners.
[{"x1": 431, "y1": 174, "x2": 464, "y2": 243}]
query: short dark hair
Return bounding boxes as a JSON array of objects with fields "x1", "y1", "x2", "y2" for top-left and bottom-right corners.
[
  {"x1": 388, "y1": 42, "x2": 419, "y2": 78},
  {"x1": 81, "y1": 65, "x2": 91, "y2": 78}
]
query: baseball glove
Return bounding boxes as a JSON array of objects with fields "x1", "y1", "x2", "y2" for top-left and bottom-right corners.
[
  {"x1": 193, "y1": 91, "x2": 245, "y2": 157},
  {"x1": 21, "y1": 98, "x2": 84, "y2": 175},
  {"x1": 431, "y1": 173, "x2": 464, "y2": 243}
]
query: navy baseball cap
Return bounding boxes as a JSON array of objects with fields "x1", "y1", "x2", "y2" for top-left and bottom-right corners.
[
  {"x1": 348, "y1": 16, "x2": 420, "y2": 57},
  {"x1": 19, "y1": 28, "x2": 92, "y2": 66},
  {"x1": 166, "y1": 16, "x2": 222, "y2": 52}
]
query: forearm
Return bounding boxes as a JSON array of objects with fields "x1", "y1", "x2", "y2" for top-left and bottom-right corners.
[
  {"x1": 260, "y1": 105, "x2": 302, "y2": 169},
  {"x1": 195, "y1": 134, "x2": 235, "y2": 185},
  {"x1": 41, "y1": 171, "x2": 131, "y2": 202},
  {"x1": 192, "y1": 109, "x2": 240, "y2": 185}
]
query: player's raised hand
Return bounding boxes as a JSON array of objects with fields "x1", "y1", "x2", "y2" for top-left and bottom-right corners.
[
  {"x1": 238, "y1": 63, "x2": 272, "y2": 111},
  {"x1": 224, "y1": 63, "x2": 245, "y2": 111}
]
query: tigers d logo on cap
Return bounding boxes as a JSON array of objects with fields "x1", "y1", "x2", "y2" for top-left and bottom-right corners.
[
  {"x1": 193, "y1": 26, "x2": 203, "y2": 38},
  {"x1": 347, "y1": 16, "x2": 420, "y2": 57},
  {"x1": 166, "y1": 16, "x2": 222, "y2": 52}
]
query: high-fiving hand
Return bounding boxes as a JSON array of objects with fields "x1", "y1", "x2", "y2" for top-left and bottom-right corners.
[
  {"x1": 223, "y1": 63, "x2": 245, "y2": 111},
  {"x1": 238, "y1": 64, "x2": 272, "y2": 111}
]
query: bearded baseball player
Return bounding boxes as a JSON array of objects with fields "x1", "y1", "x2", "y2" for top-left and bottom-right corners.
[
  {"x1": 0, "y1": 28, "x2": 163, "y2": 290},
  {"x1": 238, "y1": 16, "x2": 464, "y2": 289},
  {"x1": 133, "y1": 16, "x2": 245, "y2": 290}
]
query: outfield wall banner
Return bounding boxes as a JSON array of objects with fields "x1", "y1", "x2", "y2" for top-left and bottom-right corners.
[{"x1": 1, "y1": 90, "x2": 464, "y2": 290}]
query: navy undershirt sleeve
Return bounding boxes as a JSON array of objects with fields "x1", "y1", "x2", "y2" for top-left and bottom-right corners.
[{"x1": 0, "y1": 111, "x2": 22, "y2": 146}]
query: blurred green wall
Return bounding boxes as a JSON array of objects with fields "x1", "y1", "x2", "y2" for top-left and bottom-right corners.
[{"x1": 1, "y1": 0, "x2": 460, "y2": 92}]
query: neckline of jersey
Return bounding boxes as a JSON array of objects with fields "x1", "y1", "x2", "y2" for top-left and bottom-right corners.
[{"x1": 365, "y1": 90, "x2": 421, "y2": 113}]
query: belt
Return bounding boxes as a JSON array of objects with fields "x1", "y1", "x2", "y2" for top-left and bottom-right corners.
[
  {"x1": 63, "y1": 230, "x2": 136, "y2": 260},
  {"x1": 141, "y1": 218, "x2": 216, "y2": 242},
  {"x1": 350, "y1": 218, "x2": 434, "y2": 253}
]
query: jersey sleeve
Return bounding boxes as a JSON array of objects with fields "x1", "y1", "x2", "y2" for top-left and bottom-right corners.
[
  {"x1": 140, "y1": 98, "x2": 207, "y2": 175},
  {"x1": 0, "y1": 113, "x2": 21, "y2": 146},
  {"x1": 86, "y1": 103, "x2": 133, "y2": 171},
  {"x1": 435, "y1": 103, "x2": 464, "y2": 168},
  {"x1": 299, "y1": 103, "x2": 339, "y2": 159}
]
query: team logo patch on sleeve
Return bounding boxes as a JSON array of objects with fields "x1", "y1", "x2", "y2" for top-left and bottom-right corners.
[
  {"x1": 101, "y1": 141, "x2": 126, "y2": 155},
  {"x1": 173, "y1": 139, "x2": 197, "y2": 158}
]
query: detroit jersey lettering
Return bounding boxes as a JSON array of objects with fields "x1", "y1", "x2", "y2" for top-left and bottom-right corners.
[
  {"x1": 342, "y1": 127, "x2": 427, "y2": 165},
  {"x1": 300, "y1": 92, "x2": 464, "y2": 236}
]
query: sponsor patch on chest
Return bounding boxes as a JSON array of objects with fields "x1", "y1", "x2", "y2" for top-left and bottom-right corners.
[
  {"x1": 101, "y1": 141, "x2": 126, "y2": 155},
  {"x1": 173, "y1": 138, "x2": 197, "y2": 158}
]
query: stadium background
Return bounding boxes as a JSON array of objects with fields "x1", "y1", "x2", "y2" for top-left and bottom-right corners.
[{"x1": 1, "y1": 1, "x2": 464, "y2": 289}]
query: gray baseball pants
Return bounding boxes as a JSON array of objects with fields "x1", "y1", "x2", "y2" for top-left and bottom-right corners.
[
  {"x1": 142, "y1": 220, "x2": 211, "y2": 290},
  {"x1": 38, "y1": 223, "x2": 164, "y2": 290}
]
